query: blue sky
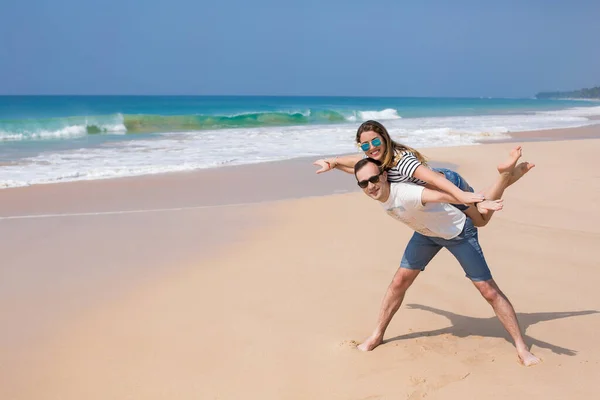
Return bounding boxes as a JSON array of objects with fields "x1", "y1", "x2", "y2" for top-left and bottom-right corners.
[{"x1": 1, "y1": 0, "x2": 599, "y2": 97}]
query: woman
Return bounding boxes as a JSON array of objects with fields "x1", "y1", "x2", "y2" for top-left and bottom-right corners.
[{"x1": 313, "y1": 120, "x2": 517, "y2": 226}]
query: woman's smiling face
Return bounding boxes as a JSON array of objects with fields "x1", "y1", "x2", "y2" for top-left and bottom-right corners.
[{"x1": 358, "y1": 130, "x2": 386, "y2": 160}]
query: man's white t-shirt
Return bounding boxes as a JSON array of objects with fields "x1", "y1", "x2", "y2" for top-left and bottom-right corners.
[{"x1": 381, "y1": 182, "x2": 466, "y2": 240}]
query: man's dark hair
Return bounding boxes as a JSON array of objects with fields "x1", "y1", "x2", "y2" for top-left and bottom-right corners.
[{"x1": 354, "y1": 157, "x2": 383, "y2": 177}]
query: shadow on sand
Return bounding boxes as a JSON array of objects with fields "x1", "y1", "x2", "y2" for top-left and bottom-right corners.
[{"x1": 383, "y1": 304, "x2": 599, "y2": 356}]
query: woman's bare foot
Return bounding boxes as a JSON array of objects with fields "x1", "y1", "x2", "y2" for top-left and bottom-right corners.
[
  {"x1": 508, "y1": 162, "x2": 535, "y2": 186},
  {"x1": 476, "y1": 199, "x2": 503, "y2": 214},
  {"x1": 357, "y1": 333, "x2": 383, "y2": 352},
  {"x1": 517, "y1": 348, "x2": 542, "y2": 367},
  {"x1": 497, "y1": 145, "x2": 522, "y2": 175}
]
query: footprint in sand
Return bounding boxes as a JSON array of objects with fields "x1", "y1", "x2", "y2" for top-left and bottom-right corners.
[
  {"x1": 338, "y1": 339, "x2": 359, "y2": 349},
  {"x1": 406, "y1": 372, "x2": 471, "y2": 399}
]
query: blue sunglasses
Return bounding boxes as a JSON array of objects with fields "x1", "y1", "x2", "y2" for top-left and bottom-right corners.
[{"x1": 360, "y1": 137, "x2": 382, "y2": 152}]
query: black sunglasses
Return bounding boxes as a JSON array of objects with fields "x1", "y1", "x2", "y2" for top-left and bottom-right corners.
[{"x1": 357, "y1": 173, "x2": 382, "y2": 188}]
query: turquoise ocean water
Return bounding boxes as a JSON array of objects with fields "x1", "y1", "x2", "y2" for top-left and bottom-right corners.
[{"x1": 1, "y1": 95, "x2": 599, "y2": 188}]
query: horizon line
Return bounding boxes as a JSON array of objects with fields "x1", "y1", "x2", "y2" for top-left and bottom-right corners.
[{"x1": 0, "y1": 94, "x2": 540, "y2": 99}]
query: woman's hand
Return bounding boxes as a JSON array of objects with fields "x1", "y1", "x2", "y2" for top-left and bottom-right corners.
[
  {"x1": 313, "y1": 158, "x2": 335, "y2": 174},
  {"x1": 457, "y1": 191, "x2": 485, "y2": 205},
  {"x1": 313, "y1": 154, "x2": 360, "y2": 175}
]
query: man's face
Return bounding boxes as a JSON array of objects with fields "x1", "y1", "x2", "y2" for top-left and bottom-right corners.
[{"x1": 356, "y1": 162, "x2": 389, "y2": 202}]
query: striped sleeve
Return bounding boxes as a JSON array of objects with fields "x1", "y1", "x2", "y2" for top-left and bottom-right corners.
[{"x1": 395, "y1": 152, "x2": 422, "y2": 178}]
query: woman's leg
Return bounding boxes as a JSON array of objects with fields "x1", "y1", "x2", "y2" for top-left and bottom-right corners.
[{"x1": 433, "y1": 146, "x2": 533, "y2": 227}]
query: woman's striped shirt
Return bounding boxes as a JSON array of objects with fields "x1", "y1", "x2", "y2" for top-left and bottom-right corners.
[{"x1": 385, "y1": 151, "x2": 427, "y2": 185}]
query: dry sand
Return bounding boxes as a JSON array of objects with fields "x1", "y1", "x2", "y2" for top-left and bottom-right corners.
[
  {"x1": 483, "y1": 121, "x2": 600, "y2": 142},
  {"x1": 1, "y1": 135, "x2": 600, "y2": 399}
]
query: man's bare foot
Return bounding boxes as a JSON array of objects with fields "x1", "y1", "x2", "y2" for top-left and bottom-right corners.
[
  {"x1": 508, "y1": 162, "x2": 535, "y2": 186},
  {"x1": 518, "y1": 348, "x2": 542, "y2": 367},
  {"x1": 497, "y1": 145, "x2": 523, "y2": 175},
  {"x1": 476, "y1": 199, "x2": 503, "y2": 214},
  {"x1": 357, "y1": 334, "x2": 383, "y2": 352}
]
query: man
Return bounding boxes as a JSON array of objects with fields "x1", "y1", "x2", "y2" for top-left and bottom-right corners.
[{"x1": 353, "y1": 149, "x2": 540, "y2": 366}]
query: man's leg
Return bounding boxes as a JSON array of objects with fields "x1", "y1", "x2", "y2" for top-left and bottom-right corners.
[
  {"x1": 357, "y1": 267, "x2": 421, "y2": 351},
  {"x1": 472, "y1": 279, "x2": 541, "y2": 366},
  {"x1": 443, "y1": 219, "x2": 541, "y2": 366},
  {"x1": 358, "y1": 233, "x2": 441, "y2": 352}
]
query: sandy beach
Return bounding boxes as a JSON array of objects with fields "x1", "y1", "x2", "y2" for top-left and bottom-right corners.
[{"x1": 2, "y1": 127, "x2": 600, "y2": 399}]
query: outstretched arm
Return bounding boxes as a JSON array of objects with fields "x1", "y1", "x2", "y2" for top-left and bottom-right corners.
[
  {"x1": 421, "y1": 187, "x2": 502, "y2": 224},
  {"x1": 313, "y1": 153, "x2": 363, "y2": 174},
  {"x1": 413, "y1": 165, "x2": 484, "y2": 205},
  {"x1": 420, "y1": 187, "x2": 465, "y2": 205}
]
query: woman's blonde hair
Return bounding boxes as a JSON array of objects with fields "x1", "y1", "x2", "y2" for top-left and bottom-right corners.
[{"x1": 355, "y1": 120, "x2": 427, "y2": 170}]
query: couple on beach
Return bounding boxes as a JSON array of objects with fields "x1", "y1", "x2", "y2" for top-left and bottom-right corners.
[{"x1": 313, "y1": 120, "x2": 541, "y2": 366}]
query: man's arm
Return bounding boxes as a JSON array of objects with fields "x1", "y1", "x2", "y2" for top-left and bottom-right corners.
[
  {"x1": 420, "y1": 187, "x2": 463, "y2": 206},
  {"x1": 414, "y1": 166, "x2": 483, "y2": 205},
  {"x1": 420, "y1": 187, "x2": 503, "y2": 224}
]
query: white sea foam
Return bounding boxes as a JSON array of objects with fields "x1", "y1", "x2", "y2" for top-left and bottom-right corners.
[
  {"x1": 358, "y1": 108, "x2": 402, "y2": 120},
  {"x1": 0, "y1": 125, "x2": 87, "y2": 141},
  {"x1": 1, "y1": 109, "x2": 598, "y2": 188},
  {"x1": 0, "y1": 122, "x2": 127, "y2": 141},
  {"x1": 347, "y1": 108, "x2": 402, "y2": 122},
  {"x1": 0, "y1": 112, "x2": 127, "y2": 142},
  {"x1": 535, "y1": 105, "x2": 600, "y2": 117}
]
